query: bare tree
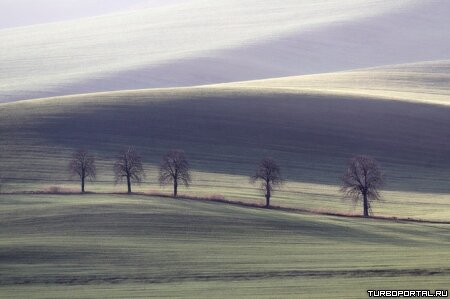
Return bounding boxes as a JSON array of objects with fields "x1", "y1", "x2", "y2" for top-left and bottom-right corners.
[
  {"x1": 341, "y1": 155, "x2": 384, "y2": 217},
  {"x1": 250, "y1": 157, "x2": 283, "y2": 208},
  {"x1": 114, "y1": 147, "x2": 145, "y2": 194},
  {"x1": 159, "y1": 149, "x2": 191, "y2": 197},
  {"x1": 68, "y1": 149, "x2": 96, "y2": 193}
]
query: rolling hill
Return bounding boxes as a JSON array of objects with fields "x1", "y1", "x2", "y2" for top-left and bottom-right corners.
[
  {"x1": 1, "y1": 194, "x2": 449, "y2": 298},
  {"x1": 1, "y1": 0, "x2": 450, "y2": 102},
  {"x1": 2, "y1": 2, "x2": 450, "y2": 298},
  {"x1": 1, "y1": 60, "x2": 450, "y2": 220}
]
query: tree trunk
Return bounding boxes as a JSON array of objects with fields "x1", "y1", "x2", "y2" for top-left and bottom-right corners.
[
  {"x1": 265, "y1": 185, "x2": 271, "y2": 208},
  {"x1": 363, "y1": 192, "x2": 369, "y2": 217},
  {"x1": 81, "y1": 169, "x2": 85, "y2": 193},
  {"x1": 127, "y1": 175, "x2": 132, "y2": 194},
  {"x1": 173, "y1": 180, "x2": 178, "y2": 198}
]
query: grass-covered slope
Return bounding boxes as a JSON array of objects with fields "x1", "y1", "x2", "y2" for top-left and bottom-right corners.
[
  {"x1": 1, "y1": 83, "x2": 450, "y2": 220},
  {"x1": 1, "y1": 194, "x2": 449, "y2": 298},
  {"x1": 1, "y1": 0, "x2": 450, "y2": 102},
  {"x1": 228, "y1": 60, "x2": 450, "y2": 105}
]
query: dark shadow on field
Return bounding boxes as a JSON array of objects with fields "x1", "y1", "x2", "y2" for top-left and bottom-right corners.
[
  {"x1": 2, "y1": 267, "x2": 449, "y2": 286},
  {"x1": 2, "y1": 89, "x2": 450, "y2": 193}
]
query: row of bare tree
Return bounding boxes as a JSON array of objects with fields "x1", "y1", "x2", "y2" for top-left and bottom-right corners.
[
  {"x1": 69, "y1": 147, "x2": 384, "y2": 217},
  {"x1": 69, "y1": 147, "x2": 190, "y2": 197},
  {"x1": 250, "y1": 155, "x2": 384, "y2": 217}
]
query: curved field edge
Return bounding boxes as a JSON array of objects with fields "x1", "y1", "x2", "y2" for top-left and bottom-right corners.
[{"x1": 223, "y1": 60, "x2": 450, "y2": 106}]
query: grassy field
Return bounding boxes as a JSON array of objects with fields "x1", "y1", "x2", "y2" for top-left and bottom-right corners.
[
  {"x1": 1, "y1": 77, "x2": 450, "y2": 220},
  {"x1": 2, "y1": 2, "x2": 449, "y2": 296},
  {"x1": 1, "y1": 193, "x2": 449, "y2": 298},
  {"x1": 1, "y1": 61, "x2": 449, "y2": 297}
]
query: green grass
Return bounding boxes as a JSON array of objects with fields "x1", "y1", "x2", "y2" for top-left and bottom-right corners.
[
  {"x1": 1, "y1": 193, "x2": 449, "y2": 298},
  {"x1": 1, "y1": 86, "x2": 450, "y2": 220}
]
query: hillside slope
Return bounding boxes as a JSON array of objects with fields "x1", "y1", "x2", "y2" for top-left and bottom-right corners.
[
  {"x1": 1, "y1": 0, "x2": 450, "y2": 102},
  {"x1": 1, "y1": 74, "x2": 450, "y2": 219}
]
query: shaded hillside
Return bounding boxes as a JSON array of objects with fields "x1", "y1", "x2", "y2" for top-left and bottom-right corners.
[{"x1": 1, "y1": 87, "x2": 450, "y2": 195}]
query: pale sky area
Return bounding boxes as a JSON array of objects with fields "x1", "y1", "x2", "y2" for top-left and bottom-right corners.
[{"x1": 0, "y1": 0, "x2": 184, "y2": 29}]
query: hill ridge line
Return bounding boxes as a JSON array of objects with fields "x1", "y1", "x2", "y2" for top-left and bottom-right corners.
[{"x1": 3, "y1": 191, "x2": 450, "y2": 225}]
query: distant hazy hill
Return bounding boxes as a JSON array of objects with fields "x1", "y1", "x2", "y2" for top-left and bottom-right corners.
[{"x1": 1, "y1": 0, "x2": 449, "y2": 102}]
